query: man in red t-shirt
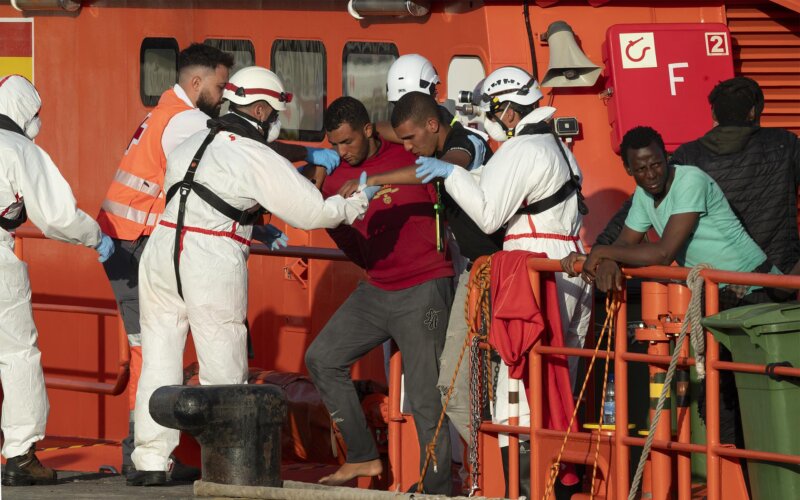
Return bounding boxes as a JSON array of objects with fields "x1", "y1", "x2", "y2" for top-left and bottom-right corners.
[{"x1": 305, "y1": 97, "x2": 454, "y2": 494}]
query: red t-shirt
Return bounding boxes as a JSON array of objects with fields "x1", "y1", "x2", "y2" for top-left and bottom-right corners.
[{"x1": 322, "y1": 139, "x2": 454, "y2": 291}]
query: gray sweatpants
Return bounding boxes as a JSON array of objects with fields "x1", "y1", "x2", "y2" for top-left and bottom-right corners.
[
  {"x1": 437, "y1": 269, "x2": 472, "y2": 445},
  {"x1": 306, "y1": 277, "x2": 454, "y2": 495},
  {"x1": 102, "y1": 236, "x2": 148, "y2": 341}
]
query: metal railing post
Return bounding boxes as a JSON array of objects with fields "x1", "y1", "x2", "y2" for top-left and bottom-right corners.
[
  {"x1": 704, "y1": 279, "x2": 721, "y2": 500},
  {"x1": 614, "y1": 284, "x2": 629, "y2": 499}
]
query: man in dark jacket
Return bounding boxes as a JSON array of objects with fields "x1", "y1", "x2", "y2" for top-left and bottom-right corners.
[{"x1": 672, "y1": 77, "x2": 800, "y2": 276}]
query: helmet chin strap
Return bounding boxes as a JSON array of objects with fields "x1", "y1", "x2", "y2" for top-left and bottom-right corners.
[{"x1": 488, "y1": 101, "x2": 515, "y2": 138}]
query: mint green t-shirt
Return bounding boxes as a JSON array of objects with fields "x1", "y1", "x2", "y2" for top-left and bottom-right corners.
[{"x1": 624, "y1": 165, "x2": 767, "y2": 273}]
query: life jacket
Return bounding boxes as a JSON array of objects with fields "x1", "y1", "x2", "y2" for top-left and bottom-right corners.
[
  {"x1": 97, "y1": 88, "x2": 193, "y2": 240},
  {"x1": 0, "y1": 113, "x2": 28, "y2": 230}
]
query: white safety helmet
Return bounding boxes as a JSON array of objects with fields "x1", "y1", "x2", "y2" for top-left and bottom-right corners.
[
  {"x1": 0, "y1": 74, "x2": 42, "y2": 138},
  {"x1": 223, "y1": 66, "x2": 292, "y2": 111},
  {"x1": 386, "y1": 54, "x2": 441, "y2": 103},
  {"x1": 480, "y1": 66, "x2": 543, "y2": 113}
]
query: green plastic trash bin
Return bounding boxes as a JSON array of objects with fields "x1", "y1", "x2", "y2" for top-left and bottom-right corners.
[{"x1": 703, "y1": 302, "x2": 800, "y2": 500}]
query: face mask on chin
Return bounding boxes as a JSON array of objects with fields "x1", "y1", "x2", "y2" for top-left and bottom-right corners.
[
  {"x1": 483, "y1": 117, "x2": 507, "y2": 142},
  {"x1": 483, "y1": 101, "x2": 512, "y2": 142},
  {"x1": 24, "y1": 115, "x2": 41, "y2": 140},
  {"x1": 265, "y1": 117, "x2": 281, "y2": 143}
]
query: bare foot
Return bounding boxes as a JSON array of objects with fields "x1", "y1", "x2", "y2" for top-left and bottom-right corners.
[{"x1": 318, "y1": 459, "x2": 383, "y2": 486}]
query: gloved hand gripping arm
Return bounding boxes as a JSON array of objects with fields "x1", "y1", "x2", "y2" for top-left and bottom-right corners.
[{"x1": 415, "y1": 157, "x2": 455, "y2": 183}]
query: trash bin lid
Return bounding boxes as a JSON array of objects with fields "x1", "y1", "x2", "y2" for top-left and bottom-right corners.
[{"x1": 703, "y1": 302, "x2": 800, "y2": 337}]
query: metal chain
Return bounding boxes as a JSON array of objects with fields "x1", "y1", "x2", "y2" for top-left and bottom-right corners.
[{"x1": 469, "y1": 336, "x2": 485, "y2": 495}]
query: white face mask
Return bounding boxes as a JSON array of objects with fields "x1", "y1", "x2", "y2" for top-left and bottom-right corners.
[
  {"x1": 266, "y1": 117, "x2": 281, "y2": 143},
  {"x1": 24, "y1": 115, "x2": 41, "y2": 140},
  {"x1": 483, "y1": 116, "x2": 509, "y2": 142},
  {"x1": 483, "y1": 101, "x2": 512, "y2": 142}
]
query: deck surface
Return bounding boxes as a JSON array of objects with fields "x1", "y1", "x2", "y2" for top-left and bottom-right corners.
[{"x1": 1, "y1": 471, "x2": 194, "y2": 499}]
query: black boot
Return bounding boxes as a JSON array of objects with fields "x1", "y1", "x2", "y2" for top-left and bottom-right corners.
[
  {"x1": 2, "y1": 445, "x2": 57, "y2": 486},
  {"x1": 124, "y1": 455, "x2": 199, "y2": 485},
  {"x1": 126, "y1": 469, "x2": 167, "y2": 486},
  {"x1": 169, "y1": 456, "x2": 200, "y2": 482},
  {"x1": 499, "y1": 441, "x2": 531, "y2": 499}
]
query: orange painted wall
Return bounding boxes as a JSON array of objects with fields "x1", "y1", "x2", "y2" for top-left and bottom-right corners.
[{"x1": 0, "y1": 0, "x2": 732, "y2": 462}]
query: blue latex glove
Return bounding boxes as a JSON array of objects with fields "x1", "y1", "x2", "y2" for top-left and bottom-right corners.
[
  {"x1": 95, "y1": 234, "x2": 115, "y2": 263},
  {"x1": 256, "y1": 224, "x2": 289, "y2": 250},
  {"x1": 306, "y1": 147, "x2": 340, "y2": 174},
  {"x1": 359, "y1": 171, "x2": 380, "y2": 200},
  {"x1": 415, "y1": 156, "x2": 455, "y2": 184}
]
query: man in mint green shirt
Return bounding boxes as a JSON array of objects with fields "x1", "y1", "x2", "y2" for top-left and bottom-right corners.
[
  {"x1": 624, "y1": 161, "x2": 767, "y2": 274},
  {"x1": 562, "y1": 125, "x2": 786, "y2": 450},
  {"x1": 564, "y1": 126, "x2": 780, "y2": 303}
]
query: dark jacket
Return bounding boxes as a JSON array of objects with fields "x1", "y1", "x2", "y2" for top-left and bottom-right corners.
[{"x1": 597, "y1": 126, "x2": 800, "y2": 273}]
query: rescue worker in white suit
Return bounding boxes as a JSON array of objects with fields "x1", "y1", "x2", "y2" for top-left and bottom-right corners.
[
  {"x1": 414, "y1": 66, "x2": 593, "y2": 495},
  {"x1": 128, "y1": 66, "x2": 371, "y2": 486},
  {"x1": 0, "y1": 75, "x2": 115, "y2": 486}
]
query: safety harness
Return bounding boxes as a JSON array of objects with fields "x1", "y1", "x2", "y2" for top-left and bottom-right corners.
[
  {"x1": 514, "y1": 121, "x2": 589, "y2": 216},
  {"x1": 0, "y1": 113, "x2": 28, "y2": 230},
  {"x1": 164, "y1": 113, "x2": 266, "y2": 297}
]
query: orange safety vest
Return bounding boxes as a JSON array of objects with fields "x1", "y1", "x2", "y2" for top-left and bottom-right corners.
[{"x1": 97, "y1": 88, "x2": 193, "y2": 241}]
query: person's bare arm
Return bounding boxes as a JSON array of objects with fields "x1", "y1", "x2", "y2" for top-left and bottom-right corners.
[
  {"x1": 338, "y1": 149, "x2": 471, "y2": 197},
  {"x1": 584, "y1": 213, "x2": 699, "y2": 278},
  {"x1": 375, "y1": 120, "x2": 400, "y2": 144},
  {"x1": 295, "y1": 164, "x2": 327, "y2": 189},
  {"x1": 267, "y1": 141, "x2": 308, "y2": 162}
]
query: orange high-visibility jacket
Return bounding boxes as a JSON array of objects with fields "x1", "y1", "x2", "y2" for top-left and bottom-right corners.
[{"x1": 97, "y1": 88, "x2": 192, "y2": 241}]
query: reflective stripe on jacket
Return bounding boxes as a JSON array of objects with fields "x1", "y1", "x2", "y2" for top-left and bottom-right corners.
[{"x1": 97, "y1": 89, "x2": 192, "y2": 240}]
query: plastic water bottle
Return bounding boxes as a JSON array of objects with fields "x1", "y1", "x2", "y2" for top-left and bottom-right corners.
[{"x1": 603, "y1": 373, "x2": 616, "y2": 425}]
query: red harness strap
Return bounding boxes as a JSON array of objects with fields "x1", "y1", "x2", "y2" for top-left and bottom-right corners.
[
  {"x1": 504, "y1": 232, "x2": 579, "y2": 242},
  {"x1": 159, "y1": 220, "x2": 252, "y2": 246}
]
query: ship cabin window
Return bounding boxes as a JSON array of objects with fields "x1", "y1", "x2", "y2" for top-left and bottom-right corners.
[
  {"x1": 204, "y1": 39, "x2": 255, "y2": 75},
  {"x1": 446, "y1": 56, "x2": 485, "y2": 103},
  {"x1": 271, "y1": 40, "x2": 326, "y2": 142},
  {"x1": 342, "y1": 42, "x2": 398, "y2": 124},
  {"x1": 140, "y1": 37, "x2": 179, "y2": 107},
  {"x1": 447, "y1": 56, "x2": 486, "y2": 127}
]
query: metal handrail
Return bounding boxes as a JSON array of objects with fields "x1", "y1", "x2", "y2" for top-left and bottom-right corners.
[
  {"x1": 13, "y1": 228, "x2": 130, "y2": 395},
  {"x1": 453, "y1": 256, "x2": 800, "y2": 500},
  {"x1": 11, "y1": 226, "x2": 349, "y2": 396}
]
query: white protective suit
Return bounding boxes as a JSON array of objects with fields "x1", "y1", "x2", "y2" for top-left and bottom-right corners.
[
  {"x1": 0, "y1": 75, "x2": 102, "y2": 459},
  {"x1": 443, "y1": 108, "x2": 593, "y2": 445},
  {"x1": 132, "y1": 114, "x2": 370, "y2": 472}
]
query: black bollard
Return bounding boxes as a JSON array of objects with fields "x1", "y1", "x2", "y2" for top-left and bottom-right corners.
[{"x1": 149, "y1": 384, "x2": 287, "y2": 487}]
